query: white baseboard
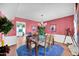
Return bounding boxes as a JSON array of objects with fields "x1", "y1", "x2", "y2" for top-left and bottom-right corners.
[
  {"x1": 3, "y1": 36, "x2": 17, "y2": 46},
  {"x1": 0, "y1": 34, "x2": 74, "y2": 46},
  {"x1": 54, "y1": 34, "x2": 73, "y2": 44}
]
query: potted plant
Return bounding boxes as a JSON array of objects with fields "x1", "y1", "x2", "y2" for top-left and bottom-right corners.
[
  {"x1": 0, "y1": 16, "x2": 14, "y2": 34},
  {"x1": 0, "y1": 16, "x2": 13, "y2": 56}
]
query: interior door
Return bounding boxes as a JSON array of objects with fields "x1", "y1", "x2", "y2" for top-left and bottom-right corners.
[{"x1": 16, "y1": 22, "x2": 26, "y2": 37}]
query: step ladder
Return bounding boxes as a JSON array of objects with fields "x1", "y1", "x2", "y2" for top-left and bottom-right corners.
[{"x1": 63, "y1": 28, "x2": 79, "y2": 55}]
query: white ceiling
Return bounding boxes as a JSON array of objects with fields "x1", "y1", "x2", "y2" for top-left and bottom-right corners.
[{"x1": 0, "y1": 3, "x2": 74, "y2": 22}]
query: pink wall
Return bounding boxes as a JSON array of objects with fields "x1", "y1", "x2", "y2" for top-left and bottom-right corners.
[
  {"x1": 7, "y1": 15, "x2": 74, "y2": 36},
  {"x1": 7, "y1": 17, "x2": 39, "y2": 36},
  {"x1": 44, "y1": 15, "x2": 74, "y2": 35}
]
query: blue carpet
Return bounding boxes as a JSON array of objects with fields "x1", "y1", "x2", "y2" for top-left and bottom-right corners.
[{"x1": 16, "y1": 44, "x2": 64, "y2": 56}]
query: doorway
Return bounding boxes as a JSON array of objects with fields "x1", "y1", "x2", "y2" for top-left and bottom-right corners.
[{"x1": 16, "y1": 22, "x2": 26, "y2": 37}]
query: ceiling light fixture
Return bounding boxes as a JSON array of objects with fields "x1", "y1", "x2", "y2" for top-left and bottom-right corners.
[{"x1": 38, "y1": 14, "x2": 47, "y2": 27}]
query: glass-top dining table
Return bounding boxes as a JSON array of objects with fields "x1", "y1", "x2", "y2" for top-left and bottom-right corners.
[{"x1": 26, "y1": 35, "x2": 54, "y2": 56}]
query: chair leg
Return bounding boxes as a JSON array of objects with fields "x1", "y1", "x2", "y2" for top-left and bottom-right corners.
[
  {"x1": 44, "y1": 46, "x2": 46, "y2": 56},
  {"x1": 35, "y1": 43, "x2": 38, "y2": 56},
  {"x1": 28, "y1": 41, "x2": 32, "y2": 55},
  {"x1": 52, "y1": 37, "x2": 54, "y2": 45}
]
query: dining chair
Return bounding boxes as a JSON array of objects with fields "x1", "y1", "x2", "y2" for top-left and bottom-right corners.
[{"x1": 44, "y1": 34, "x2": 54, "y2": 55}]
